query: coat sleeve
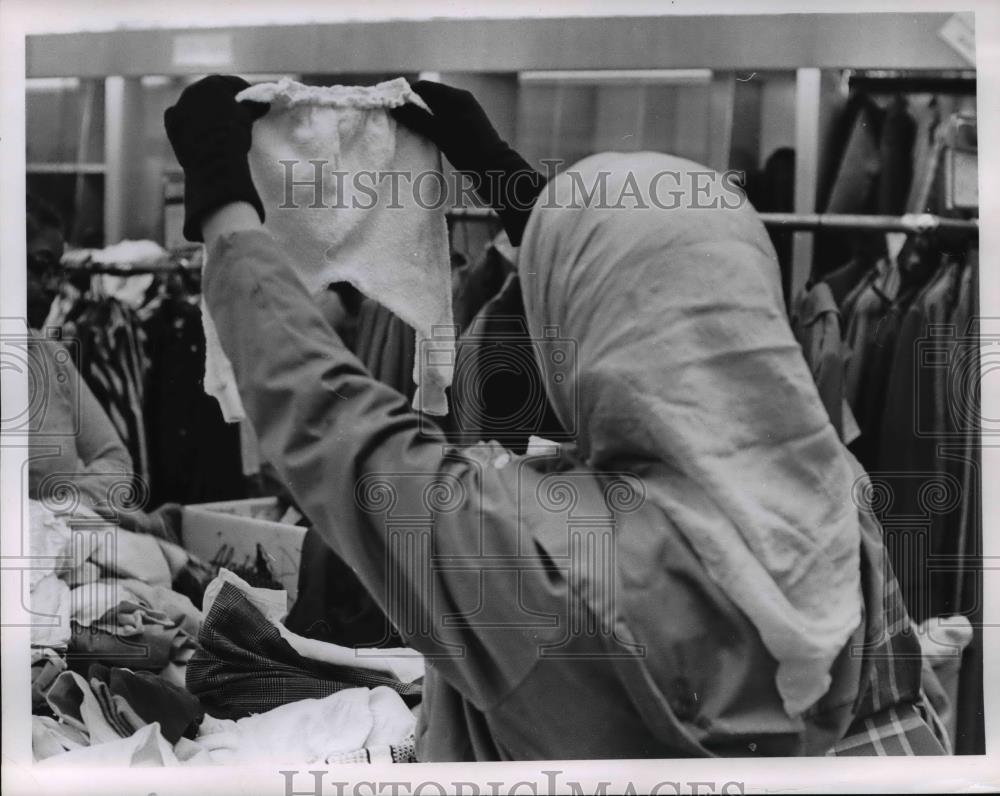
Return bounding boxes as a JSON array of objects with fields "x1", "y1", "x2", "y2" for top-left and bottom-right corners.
[{"x1": 202, "y1": 229, "x2": 566, "y2": 711}]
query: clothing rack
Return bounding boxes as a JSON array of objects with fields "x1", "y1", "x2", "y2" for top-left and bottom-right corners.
[
  {"x1": 446, "y1": 207, "x2": 980, "y2": 235},
  {"x1": 57, "y1": 210, "x2": 979, "y2": 275}
]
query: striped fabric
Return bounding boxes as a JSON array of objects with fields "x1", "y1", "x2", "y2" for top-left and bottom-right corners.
[
  {"x1": 65, "y1": 297, "x2": 150, "y2": 484},
  {"x1": 325, "y1": 736, "x2": 417, "y2": 764}
]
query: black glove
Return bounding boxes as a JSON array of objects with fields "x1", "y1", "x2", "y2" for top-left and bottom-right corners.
[
  {"x1": 164, "y1": 75, "x2": 270, "y2": 243},
  {"x1": 390, "y1": 81, "x2": 546, "y2": 245}
]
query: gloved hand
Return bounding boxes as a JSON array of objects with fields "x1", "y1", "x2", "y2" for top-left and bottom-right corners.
[
  {"x1": 164, "y1": 75, "x2": 270, "y2": 243},
  {"x1": 390, "y1": 81, "x2": 546, "y2": 245}
]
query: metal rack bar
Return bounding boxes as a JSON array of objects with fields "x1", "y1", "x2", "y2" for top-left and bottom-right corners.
[
  {"x1": 445, "y1": 207, "x2": 980, "y2": 234},
  {"x1": 756, "y1": 212, "x2": 978, "y2": 234}
]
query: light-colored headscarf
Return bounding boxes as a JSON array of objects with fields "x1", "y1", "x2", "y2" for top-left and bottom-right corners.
[{"x1": 519, "y1": 152, "x2": 863, "y2": 716}]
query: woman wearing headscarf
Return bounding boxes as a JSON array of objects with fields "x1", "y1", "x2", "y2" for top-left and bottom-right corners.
[{"x1": 164, "y1": 77, "x2": 944, "y2": 759}]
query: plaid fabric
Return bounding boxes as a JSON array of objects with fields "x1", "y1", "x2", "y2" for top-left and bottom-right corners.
[
  {"x1": 187, "y1": 582, "x2": 421, "y2": 719},
  {"x1": 825, "y1": 505, "x2": 945, "y2": 756},
  {"x1": 853, "y1": 513, "x2": 924, "y2": 719},
  {"x1": 826, "y1": 703, "x2": 946, "y2": 756}
]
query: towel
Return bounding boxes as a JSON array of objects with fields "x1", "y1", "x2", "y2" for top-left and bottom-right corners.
[{"x1": 203, "y1": 77, "x2": 453, "y2": 420}]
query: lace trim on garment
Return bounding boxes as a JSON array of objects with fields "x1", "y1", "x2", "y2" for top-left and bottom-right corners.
[{"x1": 237, "y1": 77, "x2": 429, "y2": 111}]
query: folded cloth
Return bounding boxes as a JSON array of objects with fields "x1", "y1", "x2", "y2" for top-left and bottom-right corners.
[
  {"x1": 106, "y1": 666, "x2": 205, "y2": 743},
  {"x1": 193, "y1": 686, "x2": 415, "y2": 764},
  {"x1": 38, "y1": 721, "x2": 179, "y2": 767},
  {"x1": 45, "y1": 670, "x2": 123, "y2": 745},
  {"x1": 186, "y1": 581, "x2": 421, "y2": 719},
  {"x1": 76, "y1": 579, "x2": 202, "y2": 637},
  {"x1": 89, "y1": 676, "x2": 135, "y2": 738},
  {"x1": 31, "y1": 574, "x2": 72, "y2": 649},
  {"x1": 202, "y1": 77, "x2": 453, "y2": 420},
  {"x1": 131, "y1": 580, "x2": 203, "y2": 636},
  {"x1": 89, "y1": 600, "x2": 176, "y2": 636},
  {"x1": 32, "y1": 715, "x2": 87, "y2": 761},
  {"x1": 31, "y1": 648, "x2": 68, "y2": 711},
  {"x1": 28, "y1": 500, "x2": 75, "y2": 590},
  {"x1": 68, "y1": 614, "x2": 195, "y2": 672},
  {"x1": 70, "y1": 582, "x2": 134, "y2": 627},
  {"x1": 112, "y1": 693, "x2": 149, "y2": 734},
  {"x1": 90, "y1": 528, "x2": 172, "y2": 587},
  {"x1": 65, "y1": 561, "x2": 102, "y2": 588}
]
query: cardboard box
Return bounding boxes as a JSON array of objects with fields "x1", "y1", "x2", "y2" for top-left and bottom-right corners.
[{"x1": 183, "y1": 498, "x2": 306, "y2": 601}]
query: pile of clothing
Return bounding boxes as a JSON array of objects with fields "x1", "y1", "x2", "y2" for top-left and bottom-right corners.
[{"x1": 29, "y1": 499, "x2": 424, "y2": 766}]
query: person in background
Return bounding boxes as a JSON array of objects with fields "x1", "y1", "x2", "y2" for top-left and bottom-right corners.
[
  {"x1": 26, "y1": 195, "x2": 180, "y2": 542},
  {"x1": 164, "y1": 76, "x2": 944, "y2": 760}
]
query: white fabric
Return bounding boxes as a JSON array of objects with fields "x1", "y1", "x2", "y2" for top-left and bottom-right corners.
[
  {"x1": 69, "y1": 581, "x2": 127, "y2": 627},
  {"x1": 519, "y1": 152, "x2": 864, "y2": 716},
  {"x1": 28, "y1": 500, "x2": 74, "y2": 590},
  {"x1": 28, "y1": 500, "x2": 74, "y2": 647},
  {"x1": 277, "y1": 626, "x2": 424, "y2": 683},
  {"x1": 364, "y1": 686, "x2": 418, "y2": 746},
  {"x1": 31, "y1": 573, "x2": 72, "y2": 648},
  {"x1": 38, "y1": 722, "x2": 179, "y2": 767},
  {"x1": 203, "y1": 77, "x2": 453, "y2": 420},
  {"x1": 917, "y1": 614, "x2": 974, "y2": 744},
  {"x1": 32, "y1": 716, "x2": 86, "y2": 761},
  {"x1": 193, "y1": 687, "x2": 414, "y2": 764},
  {"x1": 201, "y1": 304, "x2": 246, "y2": 422},
  {"x1": 89, "y1": 528, "x2": 172, "y2": 587}
]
